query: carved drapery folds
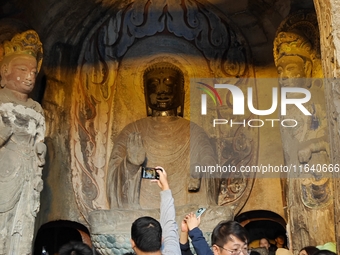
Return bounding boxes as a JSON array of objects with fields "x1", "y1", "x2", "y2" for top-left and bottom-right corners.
[{"x1": 70, "y1": 0, "x2": 257, "y2": 225}]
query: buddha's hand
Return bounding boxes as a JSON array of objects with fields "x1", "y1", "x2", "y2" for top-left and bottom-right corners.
[{"x1": 127, "y1": 132, "x2": 146, "y2": 166}]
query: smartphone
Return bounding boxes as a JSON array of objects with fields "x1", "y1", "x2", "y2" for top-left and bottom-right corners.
[
  {"x1": 195, "y1": 207, "x2": 207, "y2": 218},
  {"x1": 141, "y1": 167, "x2": 161, "y2": 179}
]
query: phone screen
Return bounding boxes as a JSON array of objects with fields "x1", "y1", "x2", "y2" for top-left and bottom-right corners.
[
  {"x1": 195, "y1": 207, "x2": 207, "y2": 218},
  {"x1": 141, "y1": 167, "x2": 159, "y2": 179}
]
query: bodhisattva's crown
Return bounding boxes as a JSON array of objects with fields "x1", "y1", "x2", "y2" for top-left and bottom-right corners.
[
  {"x1": 273, "y1": 31, "x2": 313, "y2": 67},
  {"x1": 0, "y1": 30, "x2": 43, "y2": 72}
]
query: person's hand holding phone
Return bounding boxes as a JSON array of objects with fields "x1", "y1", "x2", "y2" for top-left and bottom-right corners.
[
  {"x1": 184, "y1": 212, "x2": 201, "y2": 231},
  {"x1": 151, "y1": 166, "x2": 169, "y2": 191}
]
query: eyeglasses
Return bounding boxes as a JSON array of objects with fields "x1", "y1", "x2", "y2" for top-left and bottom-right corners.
[{"x1": 215, "y1": 245, "x2": 251, "y2": 255}]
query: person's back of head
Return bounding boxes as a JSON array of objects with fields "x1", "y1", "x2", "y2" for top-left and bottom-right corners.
[
  {"x1": 299, "y1": 246, "x2": 319, "y2": 255},
  {"x1": 131, "y1": 216, "x2": 162, "y2": 253},
  {"x1": 58, "y1": 241, "x2": 93, "y2": 255},
  {"x1": 211, "y1": 220, "x2": 249, "y2": 247}
]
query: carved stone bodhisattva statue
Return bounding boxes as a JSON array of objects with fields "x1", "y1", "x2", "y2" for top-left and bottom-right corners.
[
  {"x1": 274, "y1": 22, "x2": 334, "y2": 248},
  {"x1": 0, "y1": 30, "x2": 46, "y2": 255},
  {"x1": 274, "y1": 30, "x2": 330, "y2": 206}
]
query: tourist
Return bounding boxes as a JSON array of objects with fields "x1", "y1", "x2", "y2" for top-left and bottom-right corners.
[
  {"x1": 130, "y1": 167, "x2": 180, "y2": 255},
  {"x1": 259, "y1": 238, "x2": 276, "y2": 255},
  {"x1": 180, "y1": 219, "x2": 249, "y2": 255},
  {"x1": 211, "y1": 221, "x2": 250, "y2": 255}
]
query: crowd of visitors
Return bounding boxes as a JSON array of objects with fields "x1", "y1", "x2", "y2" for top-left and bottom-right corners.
[{"x1": 56, "y1": 166, "x2": 337, "y2": 255}]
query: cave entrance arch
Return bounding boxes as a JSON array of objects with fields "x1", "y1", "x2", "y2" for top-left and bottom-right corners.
[
  {"x1": 33, "y1": 220, "x2": 93, "y2": 255},
  {"x1": 235, "y1": 210, "x2": 286, "y2": 248}
]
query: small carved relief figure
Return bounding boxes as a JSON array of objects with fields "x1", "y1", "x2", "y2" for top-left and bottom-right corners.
[
  {"x1": 107, "y1": 62, "x2": 222, "y2": 210},
  {"x1": 0, "y1": 30, "x2": 46, "y2": 255}
]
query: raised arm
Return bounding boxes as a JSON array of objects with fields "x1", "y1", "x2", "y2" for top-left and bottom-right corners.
[
  {"x1": 185, "y1": 212, "x2": 213, "y2": 255},
  {"x1": 153, "y1": 167, "x2": 181, "y2": 255}
]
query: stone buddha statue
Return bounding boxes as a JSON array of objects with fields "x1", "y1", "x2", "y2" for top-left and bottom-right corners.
[
  {"x1": 107, "y1": 62, "x2": 223, "y2": 211},
  {"x1": 89, "y1": 63, "x2": 231, "y2": 253},
  {"x1": 0, "y1": 30, "x2": 46, "y2": 255}
]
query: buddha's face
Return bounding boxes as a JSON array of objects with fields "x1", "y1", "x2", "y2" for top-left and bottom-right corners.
[
  {"x1": 1, "y1": 54, "x2": 37, "y2": 94},
  {"x1": 277, "y1": 55, "x2": 311, "y2": 88},
  {"x1": 144, "y1": 67, "x2": 182, "y2": 111}
]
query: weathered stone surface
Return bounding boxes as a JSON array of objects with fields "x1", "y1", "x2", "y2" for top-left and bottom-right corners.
[{"x1": 314, "y1": 0, "x2": 340, "y2": 250}]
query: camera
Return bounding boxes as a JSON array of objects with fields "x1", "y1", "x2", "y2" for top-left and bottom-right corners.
[{"x1": 141, "y1": 166, "x2": 162, "y2": 179}]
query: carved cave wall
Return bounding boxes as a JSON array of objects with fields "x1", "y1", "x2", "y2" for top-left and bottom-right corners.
[
  {"x1": 4, "y1": 0, "x2": 340, "y2": 252},
  {"x1": 2, "y1": 0, "x2": 289, "y2": 233}
]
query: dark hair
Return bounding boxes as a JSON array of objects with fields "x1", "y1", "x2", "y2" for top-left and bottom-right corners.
[
  {"x1": 275, "y1": 235, "x2": 285, "y2": 239},
  {"x1": 211, "y1": 220, "x2": 248, "y2": 247},
  {"x1": 58, "y1": 241, "x2": 93, "y2": 255},
  {"x1": 314, "y1": 250, "x2": 337, "y2": 255},
  {"x1": 131, "y1": 216, "x2": 162, "y2": 252},
  {"x1": 300, "y1": 246, "x2": 319, "y2": 255}
]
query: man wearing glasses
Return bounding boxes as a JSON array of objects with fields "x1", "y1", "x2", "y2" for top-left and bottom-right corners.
[
  {"x1": 181, "y1": 219, "x2": 250, "y2": 255},
  {"x1": 211, "y1": 221, "x2": 250, "y2": 255}
]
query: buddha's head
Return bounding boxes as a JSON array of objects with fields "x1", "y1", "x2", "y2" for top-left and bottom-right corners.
[{"x1": 143, "y1": 62, "x2": 184, "y2": 116}]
